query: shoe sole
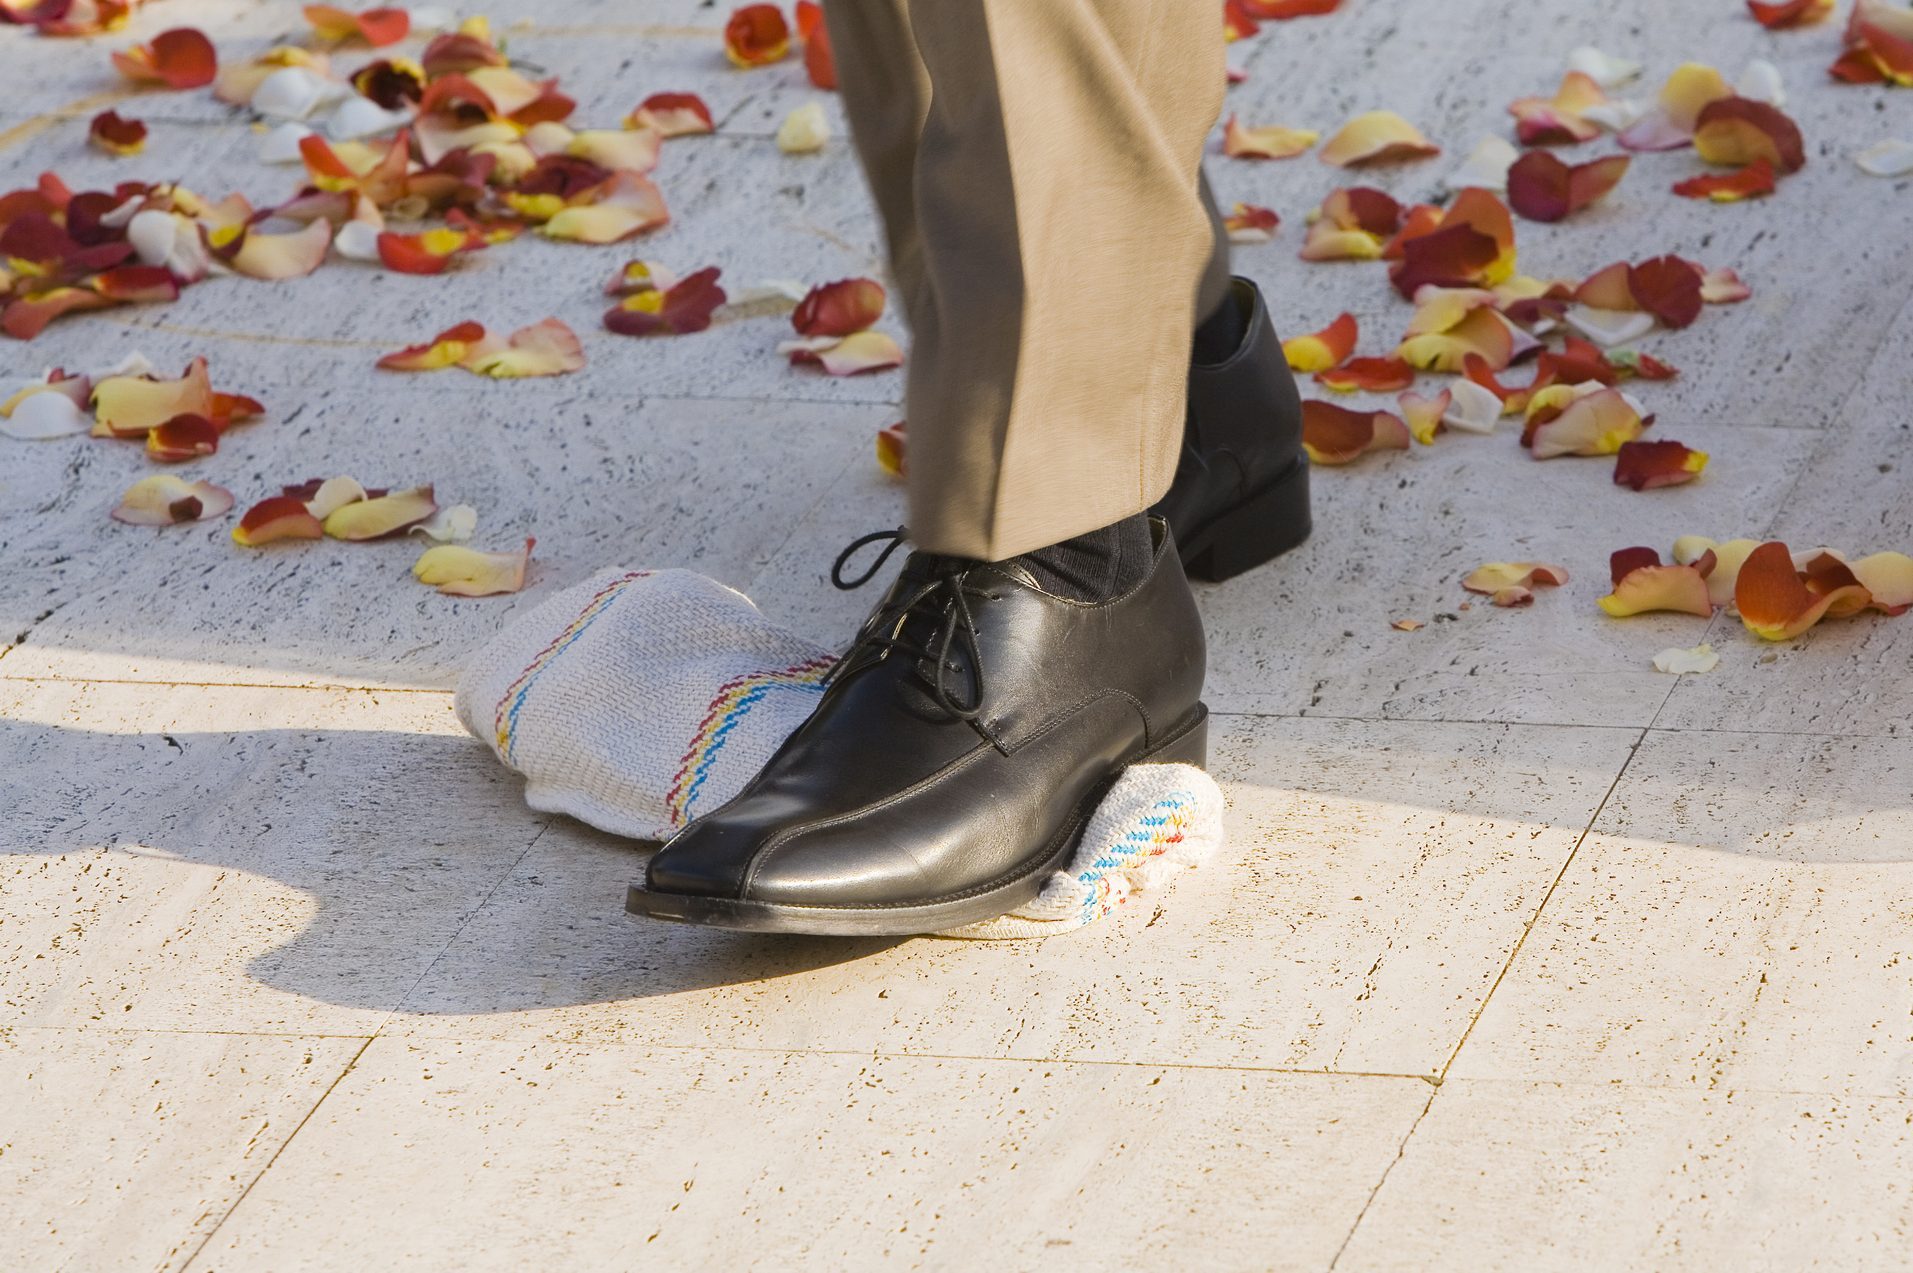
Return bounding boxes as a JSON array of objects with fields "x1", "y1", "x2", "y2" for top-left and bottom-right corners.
[
  {"x1": 1179, "y1": 456, "x2": 1312, "y2": 584},
  {"x1": 624, "y1": 705, "x2": 1210, "y2": 937}
]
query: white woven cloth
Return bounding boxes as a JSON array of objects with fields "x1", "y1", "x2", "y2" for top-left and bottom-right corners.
[{"x1": 455, "y1": 568, "x2": 1226, "y2": 937}]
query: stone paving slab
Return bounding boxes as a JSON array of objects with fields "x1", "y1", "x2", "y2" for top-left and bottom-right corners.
[
  {"x1": 1339, "y1": 1077, "x2": 1913, "y2": 1272},
  {"x1": 0, "y1": 1027, "x2": 364, "y2": 1273},
  {"x1": 1449, "y1": 726, "x2": 1913, "y2": 1097},
  {"x1": 192, "y1": 1036, "x2": 1434, "y2": 1271}
]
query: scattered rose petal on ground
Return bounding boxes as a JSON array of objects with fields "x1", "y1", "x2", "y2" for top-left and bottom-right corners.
[
  {"x1": 113, "y1": 28, "x2": 217, "y2": 90},
  {"x1": 304, "y1": 4, "x2": 410, "y2": 45},
  {"x1": 323, "y1": 484, "x2": 439, "y2": 539},
  {"x1": 414, "y1": 538, "x2": 533, "y2": 596},
  {"x1": 1849, "y1": 552, "x2": 1913, "y2": 613},
  {"x1": 1282, "y1": 312, "x2": 1358, "y2": 371},
  {"x1": 776, "y1": 102, "x2": 829, "y2": 153},
  {"x1": 1315, "y1": 355, "x2": 1415, "y2": 394},
  {"x1": 1614, "y1": 439, "x2": 1708, "y2": 490},
  {"x1": 1387, "y1": 188, "x2": 1516, "y2": 298},
  {"x1": 1748, "y1": 0, "x2": 1835, "y2": 28},
  {"x1": 1224, "y1": 202, "x2": 1280, "y2": 242},
  {"x1": 232, "y1": 494, "x2": 326, "y2": 545},
  {"x1": 1527, "y1": 385, "x2": 1649, "y2": 458},
  {"x1": 605, "y1": 266, "x2": 726, "y2": 335},
  {"x1": 1599, "y1": 546, "x2": 1716, "y2": 618},
  {"x1": 113, "y1": 475, "x2": 233, "y2": 525},
  {"x1": 1319, "y1": 111, "x2": 1440, "y2": 166},
  {"x1": 1618, "y1": 62, "x2": 1732, "y2": 150},
  {"x1": 1505, "y1": 151, "x2": 1629, "y2": 221},
  {"x1": 462, "y1": 318, "x2": 587, "y2": 378},
  {"x1": 1390, "y1": 617, "x2": 1424, "y2": 631},
  {"x1": 1462, "y1": 561, "x2": 1569, "y2": 595},
  {"x1": 88, "y1": 110, "x2": 147, "y2": 156},
  {"x1": 795, "y1": 0, "x2": 836, "y2": 89},
  {"x1": 1855, "y1": 139, "x2": 1913, "y2": 175},
  {"x1": 145, "y1": 413, "x2": 220, "y2": 461},
  {"x1": 1508, "y1": 72, "x2": 1612, "y2": 146},
  {"x1": 1398, "y1": 389, "x2": 1450, "y2": 444},
  {"x1": 876, "y1": 419, "x2": 906, "y2": 477},
  {"x1": 1833, "y1": 0, "x2": 1913, "y2": 86},
  {"x1": 1565, "y1": 304, "x2": 1657, "y2": 347},
  {"x1": 1735, "y1": 540, "x2": 1873, "y2": 639},
  {"x1": 1737, "y1": 59, "x2": 1788, "y2": 105},
  {"x1": 780, "y1": 330, "x2": 905, "y2": 376},
  {"x1": 1672, "y1": 157, "x2": 1777, "y2": 200},
  {"x1": 1693, "y1": 97, "x2": 1807, "y2": 173},
  {"x1": 724, "y1": 5, "x2": 790, "y2": 67},
  {"x1": 1396, "y1": 286, "x2": 1519, "y2": 372},
  {"x1": 1442, "y1": 137, "x2": 1520, "y2": 192},
  {"x1": 1299, "y1": 186, "x2": 1403, "y2": 260},
  {"x1": 2, "y1": 374, "x2": 93, "y2": 439},
  {"x1": 539, "y1": 171, "x2": 670, "y2": 243},
  {"x1": 793, "y1": 277, "x2": 886, "y2": 337},
  {"x1": 626, "y1": 92, "x2": 714, "y2": 137},
  {"x1": 1652, "y1": 643, "x2": 1720, "y2": 673},
  {"x1": 1567, "y1": 46, "x2": 1643, "y2": 89},
  {"x1": 1222, "y1": 115, "x2": 1319, "y2": 159},
  {"x1": 1241, "y1": 0, "x2": 1344, "y2": 17},
  {"x1": 92, "y1": 358, "x2": 216, "y2": 435},
  {"x1": 1300, "y1": 399, "x2": 1411, "y2": 465},
  {"x1": 1443, "y1": 379, "x2": 1503, "y2": 433},
  {"x1": 408, "y1": 503, "x2": 478, "y2": 543},
  {"x1": 379, "y1": 321, "x2": 490, "y2": 370}
]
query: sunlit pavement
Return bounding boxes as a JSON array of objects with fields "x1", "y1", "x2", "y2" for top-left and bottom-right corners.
[{"x1": 3, "y1": 2, "x2": 1911, "y2": 1268}]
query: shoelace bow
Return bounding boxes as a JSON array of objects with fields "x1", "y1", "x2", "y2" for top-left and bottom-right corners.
[{"x1": 826, "y1": 527, "x2": 999, "y2": 721}]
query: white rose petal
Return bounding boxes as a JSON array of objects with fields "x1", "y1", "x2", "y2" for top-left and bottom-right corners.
[
  {"x1": 1652, "y1": 643, "x2": 1720, "y2": 675},
  {"x1": 409, "y1": 504, "x2": 479, "y2": 543},
  {"x1": 1566, "y1": 46, "x2": 1642, "y2": 89},
  {"x1": 1, "y1": 390, "x2": 91, "y2": 440},
  {"x1": 1736, "y1": 59, "x2": 1786, "y2": 107},
  {"x1": 251, "y1": 67, "x2": 331, "y2": 120},
  {"x1": 1856, "y1": 139, "x2": 1913, "y2": 177},
  {"x1": 328, "y1": 96, "x2": 414, "y2": 141},
  {"x1": 1565, "y1": 304, "x2": 1657, "y2": 348},
  {"x1": 776, "y1": 102, "x2": 829, "y2": 154},
  {"x1": 1442, "y1": 379, "x2": 1503, "y2": 434}
]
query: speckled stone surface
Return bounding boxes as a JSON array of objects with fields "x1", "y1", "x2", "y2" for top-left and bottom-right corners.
[{"x1": 3, "y1": 0, "x2": 1911, "y2": 1268}]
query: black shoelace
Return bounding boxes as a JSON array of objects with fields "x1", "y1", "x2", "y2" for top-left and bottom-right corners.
[{"x1": 826, "y1": 528, "x2": 999, "y2": 721}]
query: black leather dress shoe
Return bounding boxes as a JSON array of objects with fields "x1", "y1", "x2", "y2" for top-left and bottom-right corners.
[
  {"x1": 626, "y1": 519, "x2": 1209, "y2": 935},
  {"x1": 1154, "y1": 276, "x2": 1312, "y2": 583}
]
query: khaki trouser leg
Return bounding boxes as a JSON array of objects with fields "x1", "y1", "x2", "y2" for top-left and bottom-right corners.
[{"x1": 826, "y1": 0, "x2": 1226, "y2": 561}]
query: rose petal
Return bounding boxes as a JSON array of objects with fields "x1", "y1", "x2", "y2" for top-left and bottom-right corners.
[
  {"x1": 145, "y1": 413, "x2": 220, "y2": 462},
  {"x1": 795, "y1": 0, "x2": 836, "y2": 89},
  {"x1": 876, "y1": 419, "x2": 907, "y2": 478},
  {"x1": 378, "y1": 320, "x2": 490, "y2": 370},
  {"x1": 1442, "y1": 378, "x2": 1503, "y2": 434},
  {"x1": 1565, "y1": 304, "x2": 1657, "y2": 347},
  {"x1": 793, "y1": 277, "x2": 886, "y2": 337},
  {"x1": 1506, "y1": 151, "x2": 1630, "y2": 222},
  {"x1": 210, "y1": 219, "x2": 334, "y2": 281},
  {"x1": 93, "y1": 357, "x2": 216, "y2": 435},
  {"x1": 1462, "y1": 561, "x2": 1569, "y2": 594},
  {"x1": 1848, "y1": 551, "x2": 1913, "y2": 614},
  {"x1": 1398, "y1": 303, "x2": 1517, "y2": 373},
  {"x1": 112, "y1": 28, "x2": 217, "y2": 90},
  {"x1": 1442, "y1": 137, "x2": 1520, "y2": 192},
  {"x1": 566, "y1": 128, "x2": 663, "y2": 174},
  {"x1": 232, "y1": 494, "x2": 327, "y2": 545},
  {"x1": 376, "y1": 225, "x2": 485, "y2": 275},
  {"x1": 1626, "y1": 255, "x2": 1705, "y2": 328},
  {"x1": 460, "y1": 318, "x2": 586, "y2": 378},
  {"x1": 113, "y1": 475, "x2": 234, "y2": 526},
  {"x1": 1698, "y1": 265, "x2": 1753, "y2": 304},
  {"x1": 724, "y1": 4, "x2": 790, "y2": 68},
  {"x1": 1618, "y1": 63, "x2": 1733, "y2": 151},
  {"x1": 539, "y1": 171, "x2": 670, "y2": 244},
  {"x1": 413, "y1": 537, "x2": 533, "y2": 596},
  {"x1": 1599, "y1": 548, "x2": 1715, "y2": 618},
  {"x1": 1300, "y1": 400, "x2": 1412, "y2": 465},
  {"x1": 1319, "y1": 111, "x2": 1440, "y2": 166},
  {"x1": 1508, "y1": 72, "x2": 1611, "y2": 146},
  {"x1": 1386, "y1": 189, "x2": 1516, "y2": 298},
  {"x1": 304, "y1": 5, "x2": 410, "y2": 44},
  {"x1": 1398, "y1": 389, "x2": 1450, "y2": 444},
  {"x1": 781, "y1": 329, "x2": 905, "y2": 376},
  {"x1": 1693, "y1": 97, "x2": 1807, "y2": 173},
  {"x1": 408, "y1": 503, "x2": 478, "y2": 543},
  {"x1": 1614, "y1": 439, "x2": 1708, "y2": 490},
  {"x1": 1529, "y1": 386, "x2": 1647, "y2": 458},
  {"x1": 1652, "y1": 643, "x2": 1721, "y2": 674},
  {"x1": 323, "y1": 484, "x2": 439, "y2": 539},
  {"x1": 627, "y1": 92, "x2": 714, "y2": 137},
  {"x1": 1566, "y1": 47, "x2": 1643, "y2": 90},
  {"x1": 604, "y1": 266, "x2": 726, "y2": 336},
  {"x1": 1, "y1": 385, "x2": 93, "y2": 439},
  {"x1": 1314, "y1": 355, "x2": 1415, "y2": 394},
  {"x1": 1735, "y1": 540, "x2": 1869, "y2": 639},
  {"x1": 1671, "y1": 157, "x2": 1777, "y2": 200},
  {"x1": 1222, "y1": 115, "x2": 1319, "y2": 159},
  {"x1": 1747, "y1": 0, "x2": 1834, "y2": 29},
  {"x1": 88, "y1": 110, "x2": 148, "y2": 156},
  {"x1": 1856, "y1": 139, "x2": 1913, "y2": 176},
  {"x1": 1281, "y1": 312, "x2": 1358, "y2": 371},
  {"x1": 776, "y1": 102, "x2": 830, "y2": 153}
]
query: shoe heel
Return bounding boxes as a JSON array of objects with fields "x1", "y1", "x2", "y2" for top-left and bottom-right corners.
[
  {"x1": 1144, "y1": 706, "x2": 1209, "y2": 768},
  {"x1": 1184, "y1": 458, "x2": 1312, "y2": 583}
]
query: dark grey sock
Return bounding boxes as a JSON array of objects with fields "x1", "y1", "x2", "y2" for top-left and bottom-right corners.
[
  {"x1": 1014, "y1": 512, "x2": 1155, "y2": 602},
  {"x1": 1191, "y1": 289, "x2": 1247, "y2": 365}
]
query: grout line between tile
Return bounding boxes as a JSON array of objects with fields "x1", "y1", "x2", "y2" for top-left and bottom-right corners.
[
  {"x1": 174, "y1": 1034, "x2": 374, "y2": 1272},
  {"x1": 1326, "y1": 1084, "x2": 1440, "y2": 1270}
]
